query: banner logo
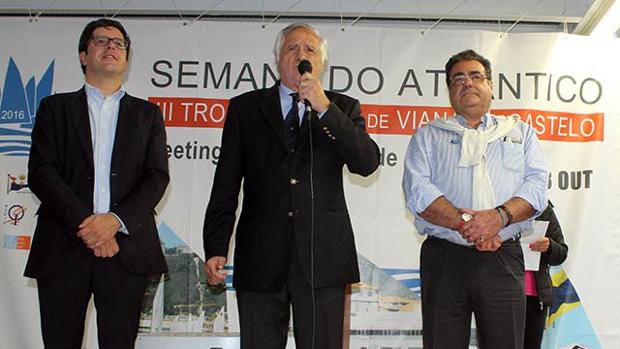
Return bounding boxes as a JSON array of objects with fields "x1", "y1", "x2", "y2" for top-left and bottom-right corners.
[
  {"x1": 3, "y1": 234, "x2": 31, "y2": 250},
  {"x1": 3, "y1": 204, "x2": 27, "y2": 226},
  {"x1": 6, "y1": 173, "x2": 30, "y2": 194},
  {"x1": 0, "y1": 57, "x2": 55, "y2": 157}
]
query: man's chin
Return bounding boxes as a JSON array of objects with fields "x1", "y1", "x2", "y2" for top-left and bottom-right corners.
[
  {"x1": 459, "y1": 97, "x2": 481, "y2": 107},
  {"x1": 280, "y1": 79, "x2": 298, "y2": 91}
]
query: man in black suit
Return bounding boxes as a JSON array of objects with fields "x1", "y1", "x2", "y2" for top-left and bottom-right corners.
[
  {"x1": 24, "y1": 18, "x2": 169, "y2": 349},
  {"x1": 203, "y1": 23, "x2": 380, "y2": 349}
]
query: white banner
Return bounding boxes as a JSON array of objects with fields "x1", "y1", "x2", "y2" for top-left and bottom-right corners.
[{"x1": 1, "y1": 18, "x2": 619, "y2": 349}]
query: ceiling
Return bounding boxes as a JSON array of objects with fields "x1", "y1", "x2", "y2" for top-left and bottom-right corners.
[{"x1": 0, "y1": 0, "x2": 613, "y2": 34}]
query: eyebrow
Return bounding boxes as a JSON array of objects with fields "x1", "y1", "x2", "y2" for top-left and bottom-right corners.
[
  {"x1": 451, "y1": 70, "x2": 484, "y2": 76},
  {"x1": 94, "y1": 36, "x2": 124, "y2": 39}
]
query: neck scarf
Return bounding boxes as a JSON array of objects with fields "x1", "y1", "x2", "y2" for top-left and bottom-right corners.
[{"x1": 430, "y1": 115, "x2": 518, "y2": 209}]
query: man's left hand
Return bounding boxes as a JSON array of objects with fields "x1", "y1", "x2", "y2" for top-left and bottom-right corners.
[
  {"x1": 77, "y1": 213, "x2": 121, "y2": 249},
  {"x1": 459, "y1": 208, "x2": 503, "y2": 244},
  {"x1": 93, "y1": 238, "x2": 120, "y2": 258},
  {"x1": 298, "y1": 72, "x2": 330, "y2": 113},
  {"x1": 474, "y1": 235, "x2": 502, "y2": 252}
]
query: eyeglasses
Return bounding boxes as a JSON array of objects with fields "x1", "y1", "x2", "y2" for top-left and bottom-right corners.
[
  {"x1": 449, "y1": 72, "x2": 488, "y2": 86},
  {"x1": 91, "y1": 36, "x2": 127, "y2": 50}
]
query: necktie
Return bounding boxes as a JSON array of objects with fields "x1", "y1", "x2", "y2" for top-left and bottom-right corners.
[{"x1": 284, "y1": 93, "x2": 300, "y2": 150}]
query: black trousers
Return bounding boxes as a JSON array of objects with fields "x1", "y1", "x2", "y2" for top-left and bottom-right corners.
[
  {"x1": 36, "y1": 255, "x2": 149, "y2": 349},
  {"x1": 236, "y1": 247, "x2": 346, "y2": 349},
  {"x1": 524, "y1": 295, "x2": 547, "y2": 349},
  {"x1": 420, "y1": 236, "x2": 526, "y2": 349}
]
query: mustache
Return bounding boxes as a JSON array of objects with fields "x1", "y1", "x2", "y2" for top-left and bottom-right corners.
[{"x1": 459, "y1": 88, "x2": 478, "y2": 97}]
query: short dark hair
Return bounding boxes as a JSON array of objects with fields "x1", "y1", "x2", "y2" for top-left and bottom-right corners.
[
  {"x1": 78, "y1": 18, "x2": 131, "y2": 74},
  {"x1": 444, "y1": 49, "x2": 492, "y2": 86}
]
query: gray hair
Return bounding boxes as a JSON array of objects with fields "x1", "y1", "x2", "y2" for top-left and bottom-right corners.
[{"x1": 273, "y1": 23, "x2": 328, "y2": 66}]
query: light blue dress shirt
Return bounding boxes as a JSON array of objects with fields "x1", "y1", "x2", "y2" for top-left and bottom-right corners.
[
  {"x1": 402, "y1": 113, "x2": 548, "y2": 245},
  {"x1": 85, "y1": 83, "x2": 127, "y2": 233}
]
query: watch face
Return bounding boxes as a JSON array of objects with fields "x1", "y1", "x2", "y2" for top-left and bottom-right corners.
[{"x1": 461, "y1": 213, "x2": 473, "y2": 222}]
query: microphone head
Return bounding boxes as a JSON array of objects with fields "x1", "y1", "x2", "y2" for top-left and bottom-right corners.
[{"x1": 298, "y1": 59, "x2": 313, "y2": 75}]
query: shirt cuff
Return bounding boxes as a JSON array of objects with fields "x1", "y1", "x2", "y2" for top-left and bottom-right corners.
[
  {"x1": 413, "y1": 187, "x2": 444, "y2": 215},
  {"x1": 110, "y1": 212, "x2": 129, "y2": 235},
  {"x1": 498, "y1": 219, "x2": 534, "y2": 241}
]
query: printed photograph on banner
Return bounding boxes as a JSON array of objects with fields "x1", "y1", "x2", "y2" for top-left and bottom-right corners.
[{"x1": 139, "y1": 222, "x2": 229, "y2": 335}]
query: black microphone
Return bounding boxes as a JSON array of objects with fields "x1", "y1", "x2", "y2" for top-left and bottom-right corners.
[
  {"x1": 298, "y1": 59, "x2": 312, "y2": 75},
  {"x1": 297, "y1": 59, "x2": 313, "y2": 112}
]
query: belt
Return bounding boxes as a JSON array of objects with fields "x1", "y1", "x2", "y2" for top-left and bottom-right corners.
[{"x1": 426, "y1": 232, "x2": 520, "y2": 248}]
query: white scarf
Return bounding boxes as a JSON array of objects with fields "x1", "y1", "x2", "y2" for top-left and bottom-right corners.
[{"x1": 430, "y1": 115, "x2": 518, "y2": 209}]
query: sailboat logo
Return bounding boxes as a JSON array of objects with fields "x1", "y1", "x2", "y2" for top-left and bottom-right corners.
[{"x1": 0, "y1": 57, "x2": 54, "y2": 157}]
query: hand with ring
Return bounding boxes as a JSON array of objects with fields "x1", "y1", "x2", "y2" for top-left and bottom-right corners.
[{"x1": 475, "y1": 235, "x2": 502, "y2": 252}]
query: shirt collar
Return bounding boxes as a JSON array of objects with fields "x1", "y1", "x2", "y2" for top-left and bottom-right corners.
[
  {"x1": 454, "y1": 113, "x2": 494, "y2": 130},
  {"x1": 278, "y1": 81, "x2": 296, "y2": 102},
  {"x1": 84, "y1": 82, "x2": 126, "y2": 103}
]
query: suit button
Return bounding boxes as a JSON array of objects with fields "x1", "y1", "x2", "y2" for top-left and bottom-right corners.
[
  {"x1": 290, "y1": 178, "x2": 298, "y2": 185},
  {"x1": 287, "y1": 211, "x2": 294, "y2": 217}
]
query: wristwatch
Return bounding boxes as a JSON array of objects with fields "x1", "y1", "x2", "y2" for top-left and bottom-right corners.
[
  {"x1": 458, "y1": 212, "x2": 473, "y2": 228},
  {"x1": 461, "y1": 213, "x2": 473, "y2": 222}
]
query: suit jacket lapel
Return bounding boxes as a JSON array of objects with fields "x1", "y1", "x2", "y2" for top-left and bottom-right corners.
[
  {"x1": 258, "y1": 82, "x2": 287, "y2": 150},
  {"x1": 72, "y1": 87, "x2": 94, "y2": 168}
]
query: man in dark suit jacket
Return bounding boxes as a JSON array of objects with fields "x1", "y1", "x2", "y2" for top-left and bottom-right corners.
[
  {"x1": 24, "y1": 19, "x2": 169, "y2": 349},
  {"x1": 203, "y1": 23, "x2": 380, "y2": 349}
]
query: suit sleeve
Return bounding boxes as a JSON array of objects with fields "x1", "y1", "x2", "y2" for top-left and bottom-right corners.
[
  {"x1": 203, "y1": 98, "x2": 244, "y2": 259},
  {"x1": 28, "y1": 97, "x2": 92, "y2": 233},
  {"x1": 316, "y1": 99, "x2": 380, "y2": 176},
  {"x1": 110, "y1": 105, "x2": 170, "y2": 232}
]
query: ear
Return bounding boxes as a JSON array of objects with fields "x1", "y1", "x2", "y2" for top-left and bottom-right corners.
[{"x1": 79, "y1": 51, "x2": 87, "y2": 67}]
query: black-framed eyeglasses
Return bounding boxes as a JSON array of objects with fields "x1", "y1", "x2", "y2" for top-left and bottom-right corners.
[
  {"x1": 91, "y1": 36, "x2": 127, "y2": 50},
  {"x1": 449, "y1": 72, "x2": 487, "y2": 86}
]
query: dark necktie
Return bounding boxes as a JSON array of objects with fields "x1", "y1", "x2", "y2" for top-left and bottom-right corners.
[{"x1": 284, "y1": 93, "x2": 300, "y2": 150}]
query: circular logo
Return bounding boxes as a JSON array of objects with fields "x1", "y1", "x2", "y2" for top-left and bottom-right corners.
[{"x1": 7, "y1": 204, "x2": 26, "y2": 225}]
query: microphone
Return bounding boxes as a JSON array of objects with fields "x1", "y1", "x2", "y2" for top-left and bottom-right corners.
[
  {"x1": 297, "y1": 59, "x2": 313, "y2": 112},
  {"x1": 298, "y1": 59, "x2": 312, "y2": 75}
]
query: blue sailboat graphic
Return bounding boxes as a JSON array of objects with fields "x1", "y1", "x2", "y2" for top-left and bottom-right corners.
[{"x1": 0, "y1": 57, "x2": 54, "y2": 156}]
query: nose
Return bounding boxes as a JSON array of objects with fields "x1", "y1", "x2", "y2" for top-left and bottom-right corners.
[
  {"x1": 295, "y1": 47, "x2": 307, "y2": 60},
  {"x1": 460, "y1": 77, "x2": 475, "y2": 89}
]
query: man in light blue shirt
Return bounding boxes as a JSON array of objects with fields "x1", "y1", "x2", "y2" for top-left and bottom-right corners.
[{"x1": 402, "y1": 49, "x2": 548, "y2": 349}]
